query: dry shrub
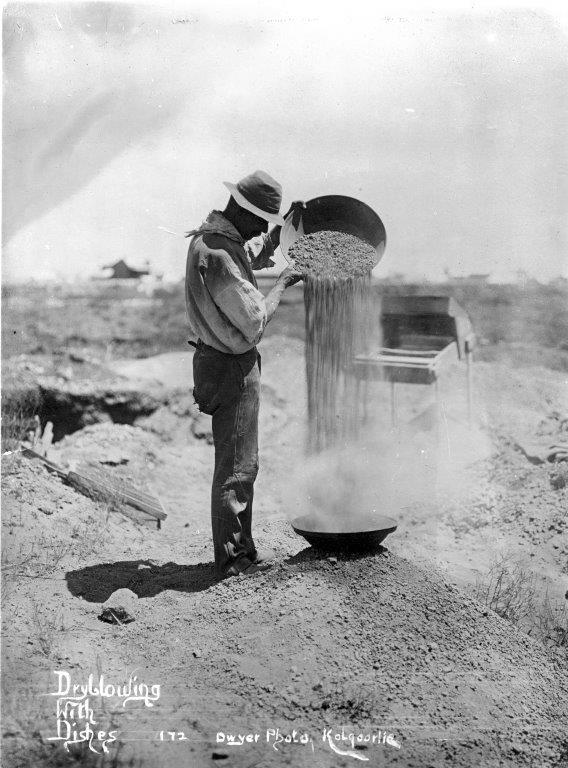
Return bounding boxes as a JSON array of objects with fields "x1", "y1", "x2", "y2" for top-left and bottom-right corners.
[
  {"x1": 475, "y1": 554, "x2": 536, "y2": 624},
  {"x1": 1, "y1": 387, "x2": 42, "y2": 452},
  {"x1": 475, "y1": 555, "x2": 568, "y2": 651},
  {"x1": 30, "y1": 599, "x2": 65, "y2": 658},
  {"x1": 534, "y1": 591, "x2": 568, "y2": 649}
]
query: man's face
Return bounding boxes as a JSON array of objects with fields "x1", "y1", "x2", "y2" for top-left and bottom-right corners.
[{"x1": 238, "y1": 208, "x2": 269, "y2": 241}]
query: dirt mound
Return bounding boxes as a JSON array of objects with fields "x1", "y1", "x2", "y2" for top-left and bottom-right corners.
[
  {"x1": 173, "y1": 531, "x2": 567, "y2": 767},
  {"x1": 3, "y1": 449, "x2": 567, "y2": 768}
]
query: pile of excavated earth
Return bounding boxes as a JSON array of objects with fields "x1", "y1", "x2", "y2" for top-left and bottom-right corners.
[{"x1": 2, "y1": 335, "x2": 567, "y2": 767}]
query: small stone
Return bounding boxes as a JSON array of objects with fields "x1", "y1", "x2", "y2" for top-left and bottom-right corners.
[
  {"x1": 98, "y1": 588, "x2": 137, "y2": 624},
  {"x1": 99, "y1": 450, "x2": 129, "y2": 466},
  {"x1": 211, "y1": 751, "x2": 229, "y2": 760},
  {"x1": 328, "y1": 557, "x2": 338, "y2": 565}
]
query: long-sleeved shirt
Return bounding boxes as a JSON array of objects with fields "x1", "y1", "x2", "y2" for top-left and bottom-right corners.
[{"x1": 185, "y1": 211, "x2": 269, "y2": 354}]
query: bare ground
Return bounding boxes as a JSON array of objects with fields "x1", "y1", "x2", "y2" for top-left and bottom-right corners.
[{"x1": 2, "y1": 335, "x2": 568, "y2": 768}]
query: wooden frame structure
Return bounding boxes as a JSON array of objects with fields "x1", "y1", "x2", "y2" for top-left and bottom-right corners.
[{"x1": 351, "y1": 295, "x2": 475, "y2": 426}]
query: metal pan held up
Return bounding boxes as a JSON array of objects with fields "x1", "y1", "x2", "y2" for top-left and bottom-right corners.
[{"x1": 279, "y1": 195, "x2": 387, "y2": 267}]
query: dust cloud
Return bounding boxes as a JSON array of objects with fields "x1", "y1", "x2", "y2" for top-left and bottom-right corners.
[{"x1": 288, "y1": 378, "x2": 492, "y2": 535}]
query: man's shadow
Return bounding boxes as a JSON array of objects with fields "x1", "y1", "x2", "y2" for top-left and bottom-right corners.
[
  {"x1": 66, "y1": 547, "x2": 390, "y2": 603},
  {"x1": 66, "y1": 560, "x2": 217, "y2": 602}
]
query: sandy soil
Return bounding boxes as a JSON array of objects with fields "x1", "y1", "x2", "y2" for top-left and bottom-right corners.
[{"x1": 2, "y1": 335, "x2": 567, "y2": 768}]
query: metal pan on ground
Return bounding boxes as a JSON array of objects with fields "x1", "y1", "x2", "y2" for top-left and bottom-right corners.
[
  {"x1": 279, "y1": 195, "x2": 387, "y2": 267},
  {"x1": 291, "y1": 515, "x2": 397, "y2": 553}
]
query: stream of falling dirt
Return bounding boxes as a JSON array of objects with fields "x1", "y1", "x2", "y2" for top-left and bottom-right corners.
[{"x1": 303, "y1": 274, "x2": 378, "y2": 453}]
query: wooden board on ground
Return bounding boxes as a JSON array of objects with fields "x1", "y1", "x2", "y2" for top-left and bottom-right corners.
[{"x1": 21, "y1": 447, "x2": 167, "y2": 529}]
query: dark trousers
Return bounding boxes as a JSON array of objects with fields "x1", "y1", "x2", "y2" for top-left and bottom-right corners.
[{"x1": 192, "y1": 343, "x2": 261, "y2": 575}]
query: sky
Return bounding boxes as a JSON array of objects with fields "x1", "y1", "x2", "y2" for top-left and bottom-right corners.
[{"x1": 2, "y1": 1, "x2": 568, "y2": 282}]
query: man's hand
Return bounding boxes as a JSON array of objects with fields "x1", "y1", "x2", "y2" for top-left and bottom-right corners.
[
  {"x1": 278, "y1": 265, "x2": 303, "y2": 288},
  {"x1": 283, "y1": 200, "x2": 306, "y2": 229},
  {"x1": 265, "y1": 266, "x2": 303, "y2": 323}
]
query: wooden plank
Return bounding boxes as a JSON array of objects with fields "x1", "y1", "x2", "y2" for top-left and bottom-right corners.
[
  {"x1": 352, "y1": 341, "x2": 459, "y2": 386},
  {"x1": 21, "y1": 447, "x2": 167, "y2": 523},
  {"x1": 67, "y1": 471, "x2": 167, "y2": 521},
  {"x1": 378, "y1": 347, "x2": 440, "y2": 358},
  {"x1": 75, "y1": 464, "x2": 161, "y2": 506},
  {"x1": 355, "y1": 342, "x2": 457, "y2": 369},
  {"x1": 355, "y1": 356, "x2": 435, "y2": 367},
  {"x1": 377, "y1": 357, "x2": 435, "y2": 367},
  {"x1": 21, "y1": 447, "x2": 68, "y2": 479}
]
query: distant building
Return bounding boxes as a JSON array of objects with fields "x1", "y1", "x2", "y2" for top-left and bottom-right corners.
[{"x1": 102, "y1": 260, "x2": 150, "y2": 280}]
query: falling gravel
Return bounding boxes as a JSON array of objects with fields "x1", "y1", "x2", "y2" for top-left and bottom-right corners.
[
  {"x1": 303, "y1": 275, "x2": 374, "y2": 452},
  {"x1": 291, "y1": 231, "x2": 378, "y2": 452}
]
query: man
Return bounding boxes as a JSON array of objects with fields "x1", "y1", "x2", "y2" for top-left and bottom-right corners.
[{"x1": 185, "y1": 170, "x2": 303, "y2": 579}]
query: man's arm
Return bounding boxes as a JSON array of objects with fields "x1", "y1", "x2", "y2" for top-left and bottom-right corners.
[
  {"x1": 205, "y1": 255, "x2": 268, "y2": 345},
  {"x1": 264, "y1": 266, "x2": 303, "y2": 324},
  {"x1": 205, "y1": 254, "x2": 302, "y2": 343}
]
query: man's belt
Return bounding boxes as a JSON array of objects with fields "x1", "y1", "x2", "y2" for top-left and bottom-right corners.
[{"x1": 189, "y1": 339, "x2": 257, "y2": 359}]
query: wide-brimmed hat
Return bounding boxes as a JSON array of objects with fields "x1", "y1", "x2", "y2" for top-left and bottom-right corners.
[{"x1": 223, "y1": 170, "x2": 285, "y2": 226}]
